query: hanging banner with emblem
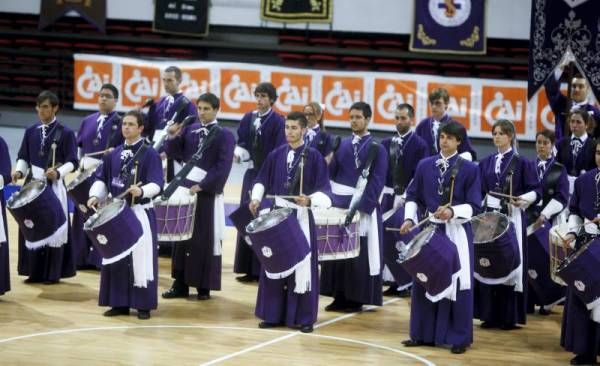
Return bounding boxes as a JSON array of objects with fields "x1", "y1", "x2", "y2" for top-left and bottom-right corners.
[
  {"x1": 527, "y1": 0, "x2": 600, "y2": 100},
  {"x1": 260, "y1": 0, "x2": 333, "y2": 23},
  {"x1": 39, "y1": 0, "x2": 106, "y2": 33},
  {"x1": 410, "y1": 0, "x2": 486, "y2": 54},
  {"x1": 153, "y1": 0, "x2": 209, "y2": 37}
]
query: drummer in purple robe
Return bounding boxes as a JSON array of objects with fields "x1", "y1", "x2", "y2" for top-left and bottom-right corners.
[
  {"x1": 248, "y1": 111, "x2": 332, "y2": 333},
  {"x1": 556, "y1": 109, "x2": 597, "y2": 195},
  {"x1": 399, "y1": 121, "x2": 482, "y2": 354},
  {"x1": 73, "y1": 83, "x2": 124, "y2": 269},
  {"x1": 476, "y1": 119, "x2": 540, "y2": 330},
  {"x1": 414, "y1": 88, "x2": 476, "y2": 161},
  {"x1": 12, "y1": 90, "x2": 78, "y2": 284},
  {"x1": 303, "y1": 102, "x2": 333, "y2": 163},
  {"x1": 161, "y1": 93, "x2": 235, "y2": 300},
  {"x1": 233, "y1": 82, "x2": 286, "y2": 283},
  {"x1": 320, "y1": 101, "x2": 388, "y2": 312},
  {"x1": 526, "y1": 129, "x2": 568, "y2": 315},
  {"x1": 0, "y1": 136, "x2": 11, "y2": 295},
  {"x1": 87, "y1": 110, "x2": 164, "y2": 320},
  {"x1": 380, "y1": 103, "x2": 428, "y2": 297},
  {"x1": 561, "y1": 140, "x2": 600, "y2": 365}
]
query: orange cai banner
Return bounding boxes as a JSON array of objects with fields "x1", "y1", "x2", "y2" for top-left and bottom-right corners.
[
  {"x1": 74, "y1": 60, "x2": 114, "y2": 105},
  {"x1": 180, "y1": 68, "x2": 211, "y2": 102},
  {"x1": 480, "y1": 85, "x2": 527, "y2": 134},
  {"x1": 426, "y1": 82, "x2": 471, "y2": 129},
  {"x1": 321, "y1": 75, "x2": 364, "y2": 122},
  {"x1": 121, "y1": 64, "x2": 162, "y2": 108},
  {"x1": 373, "y1": 78, "x2": 417, "y2": 125},
  {"x1": 219, "y1": 69, "x2": 261, "y2": 115},
  {"x1": 536, "y1": 88, "x2": 556, "y2": 132},
  {"x1": 271, "y1": 71, "x2": 313, "y2": 115}
]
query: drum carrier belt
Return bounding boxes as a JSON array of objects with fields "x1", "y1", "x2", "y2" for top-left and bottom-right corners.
[
  {"x1": 105, "y1": 114, "x2": 122, "y2": 150},
  {"x1": 344, "y1": 140, "x2": 380, "y2": 226},
  {"x1": 125, "y1": 143, "x2": 149, "y2": 205},
  {"x1": 26, "y1": 124, "x2": 65, "y2": 184},
  {"x1": 440, "y1": 157, "x2": 465, "y2": 206},
  {"x1": 390, "y1": 139, "x2": 410, "y2": 195}
]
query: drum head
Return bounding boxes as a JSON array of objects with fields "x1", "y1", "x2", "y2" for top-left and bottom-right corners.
[
  {"x1": 84, "y1": 199, "x2": 125, "y2": 230},
  {"x1": 246, "y1": 207, "x2": 293, "y2": 234},
  {"x1": 67, "y1": 166, "x2": 98, "y2": 190},
  {"x1": 7, "y1": 180, "x2": 47, "y2": 209},
  {"x1": 472, "y1": 212, "x2": 510, "y2": 244},
  {"x1": 403, "y1": 226, "x2": 435, "y2": 261}
]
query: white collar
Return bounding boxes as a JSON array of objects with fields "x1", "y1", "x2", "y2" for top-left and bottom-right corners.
[
  {"x1": 572, "y1": 133, "x2": 588, "y2": 143},
  {"x1": 496, "y1": 147, "x2": 513, "y2": 156},
  {"x1": 125, "y1": 137, "x2": 143, "y2": 147},
  {"x1": 439, "y1": 150, "x2": 457, "y2": 160},
  {"x1": 39, "y1": 118, "x2": 57, "y2": 128}
]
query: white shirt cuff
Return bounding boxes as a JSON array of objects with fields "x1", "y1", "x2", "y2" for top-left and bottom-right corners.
[
  {"x1": 141, "y1": 182, "x2": 160, "y2": 199},
  {"x1": 0, "y1": 175, "x2": 3, "y2": 189},
  {"x1": 518, "y1": 191, "x2": 538, "y2": 209},
  {"x1": 16, "y1": 159, "x2": 28, "y2": 175},
  {"x1": 540, "y1": 198, "x2": 564, "y2": 219},
  {"x1": 89, "y1": 180, "x2": 108, "y2": 200},
  {"x1": 56, "y1": 162, "x2": 74, "y2": 179},
  {"x1": 404, "y1": 201, "x2": 418, "y2": 224},
  {"x1": 251, "y1": 183, "x2": 265, "y2": 202},
  {"x1": 309, "y1": 191, "x2": 332, "y2": 208},
  {"x1": 234, "y1": 146, "x2": 250, "y2": 162},
  {"x1": 451, "y1": 203, "x2": 473, "y2": 220}
]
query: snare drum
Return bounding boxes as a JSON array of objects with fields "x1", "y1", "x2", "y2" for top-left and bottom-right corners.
[
  {"x1": 382, "y1": 206, "x2": 418, "y2": 284},
  {"x1": 67, "y1": 164, "x2": 102, "y2": 211},
  {"x1": 527, "y1": 220, "x2": 566, "y2": 304},
  {"x1": 472, "y1": 212, "x2": 520, "y2": 281},
  {"x1": 154, "y1": 186, "x2": 197, "y2": 242},
  {"x1": 7, "y1": 179, "x2": 67, "y2": 248},
  {"x1": 549, "y1": 224, "x2": 570, "y2": 286},
  {"x1": 399, "y1": 225, "x2": 461, "y2": 298},
  {"x1": 312, "y1": 207, "x2": 359, "y2": 261},
  {"x1": 83, "y1": 199, "x2": 143, "y2": 264},
  {"x1": 556, "y1": 237, "x2": 600, "y2": 306},
  {"x1": 245, "y1": 207, "x2": 310, "y2": 278}
]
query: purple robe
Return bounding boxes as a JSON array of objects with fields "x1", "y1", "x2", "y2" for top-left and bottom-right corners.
[
  {"x1": 164, "y1": 121, "x2": 235, "y2": 290},
  {"x1": 561, "y1": 168, "x2": 600, "y2": 357},
  {"x1": 16, "y1": 120, "x2": 77, "y2": 282},
  {"x1": 253, "y1": 144, "x2": 331, "y2": 327},
  {"x1": 94, "y1": 140, "x2": 164, "y2": 310},
  {"x1": 320, "y1": 135, "x2": 388, "y2": 306},
  {"x1": 544, "y1": 74, "x2": 600, "y2": 140},
  {"x1": 72, "y1": 111, "x2": 124, "y2": 269},
  {"x1": 233, "y1": 109, "x2": 286, "y2": 276},
  {"x1": 476, "y1": 150, "x2": 540, "y2": 326},
  {"x1": 415, "y1": 115, "x2": 476, "y2": 160},
  {"x1": 145, "y1": 93, "x2": 197, "y2": 141},
  {"x1": 405, "y1": 153, "x2": 482, "y2": 348},
  {"x1": 556, "y1": 135, "x2": 597, "y2": 178},
  {"x1": 0, "y1": 137, "x2": 11, "y2": 294},
  {"x1": 304, "y1": 126, "x2": 333, "y2": 158},
  {"x1": 380, "y1": 132, "x2": 428, "y2": 287}
]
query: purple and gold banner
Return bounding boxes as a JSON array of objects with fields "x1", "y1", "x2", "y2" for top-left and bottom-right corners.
[
  {"x1": 39, "y1": 0, "x2": 106, "y2": 33},
  {"x1": 528, "y1": 0, "x2": 600, "y2": 100},
  {"x1": 260, "y1": 0, "x2": 333, "y2": 23},
  {"x1": 410, "y1": 0, "x2": 486, "y2": 54}
]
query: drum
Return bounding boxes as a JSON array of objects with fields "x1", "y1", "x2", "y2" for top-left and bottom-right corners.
[
  {"x1": 382, "y1": 206, "x2": 418, "y2": 285},
  {"x1": 399, "y1": 225, "x2": 461, "y2": 298},
  {"x1": 527, "y1": 220, "x2": 566, "y2": 304},
  {"x1": 472, "y1": 212, "x2": 520, "y2": 280},
  {"x1": 312, "y1": 207, "x2": 359, "y2": 261},
  {"x1": 245, "y1": 207, "x2": 310, "y2": 278},
  {"x1": 154, "y1": 187, "x2": 197, "y2": 242},
  {"x1": 7, "y1": 179, "x2": 67, "y2": 246},
  {"x1": 556, "y1": 237, "x2": 600, "y2": 306},
  {"x1": 83, "y1": 199, "x2": 143, "y2": 264},
  {"x1": 66, "y1": 164, "x2": 102, "y2": 212},
  {"x1": 549, "y1": 224, "x2": 572, "y2": 287}
]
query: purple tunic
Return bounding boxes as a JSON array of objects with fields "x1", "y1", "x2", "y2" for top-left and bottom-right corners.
[
  {"x1": 561, "y1": 168, "x2": 600, "y2": 356},
  {"x1": 304, "y1": 126, "x2": 333, "y2": 158},
  {"x1": 415, "y1": 115, "x2": 476, "y2": 160},
  {"x1": 94, "y1": 141, "x2": 164, "y2": 310},
  {"x1": 320, "y1": 135, "x2": 388, "y2": 306},
  {"x1": 164, "y1": 122, "x2": 235, "y2": 290},
  {"x1": 0, "y1": 137, "x2": 11, "y2": 294},
  {"x1": 16, "y1": 120, "x2": 78, "y2": 282},
  {"x1": 380, "y1": 132, "x2": 428, "y2": 287},
  {"x1": 145, "y1": 93, "x2": 197, "y2": 141},
  {"x1": 556, "y1": 136, "x2": 597, "y2": 178},
  {"x1": 544, "y1": 74, "x2": 600, "y2": 140},
  {"x1": 476, "y1": 150, "x2": 540, "y2": 326},
  {"x1": 405, "y1": 153, "x2": 482, "y2": 347},
  {"x1": 253, "y1": 144, "x2": 331, "y2": 327},
  {"x1": 72, "y1": 111, "x2": 124, "y2": 269},
  {"x1": 233, "y1": 109, "x2": 286, "y2": 276}
]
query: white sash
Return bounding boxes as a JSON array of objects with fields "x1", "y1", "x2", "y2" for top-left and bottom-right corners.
[
  {"x1": 213, "y1": 194, "x2": 225, "y2": 256},
  {"x1": 0, "y1": 188, "x2": 6, "y2": 243},
  {"x1": 130, "y1": 203, "x2": 155, "y2": 288}
]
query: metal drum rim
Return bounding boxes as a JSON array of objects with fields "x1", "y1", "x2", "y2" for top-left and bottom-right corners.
[
  {"x1": 66, "y1": 166, "x2": 100, "y2": 191},
  {"x1": 7, "y1": 179, "x2": 47, "y2": 209},
  {"x1": 402, "y1": 225, "x2": 436, "y2": 261},
  {"x1": 246, "y1": 207, "x2": 293, "y2": 234},
  {"x1": 472, "y1": 211, "x2": 511, "y2": 244},
  {"x1": 83, "y1": 199, "x2": 126, "y2": 231}
]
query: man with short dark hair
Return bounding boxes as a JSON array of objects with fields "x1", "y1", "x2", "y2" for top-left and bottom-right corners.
[
  {"x1": 12, "y1": 90, "x2": 78, "y2": 284},
  {"x1": 233, "y1": 82, "x2": 286, "y2": 283}
]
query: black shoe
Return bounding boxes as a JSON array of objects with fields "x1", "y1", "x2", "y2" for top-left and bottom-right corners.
[
  {"x1": 137, "y1": 310, "x2": 151, "y2": 320},
  {"x1": 570, "y1": 355, "x2": 597, "y2": 365},
  {"x1": 325, "y1": 299, "x2": 344, "y2": 312},
  {"x1": 538, "y1": 307, "x2": 551, "y2": 316},
  {"x1": 162, "y1": 287, "x2": 189, "y2": 299},
  {"x1": 236, "y1": 274, "x2": 258, "y2": 283},
  {"x1": 480, "y1": 321, "x2": 498, "y2": 329},
  {"x1": 43, "y1": 280, "x2": 59, "y2": 285},
  {"x1": 451, "y1": 345, "x2": 467, "y2": 354},
  {"x1": 300, "y1": 324, "x2": 314, "y2": 333},
  {"x1": 383, "y1": 286, "x2": 400, "y2": 296},
  {"x1": 397, "y1": 288, "x2": 411, "y2": 298},
  {"x1": 103, "y1": 307, "x2": 130, "y2": 317},
  {"x1": 402, "y1": 339, "x2": 430, "y2": 347},
  {"x1": 258, "y1": 321, "x2": 281, "y2": 329},
  {"x1": 343, "y1": 305, "x2": 363, "y2": 313},
  {"x1": 197, "y1": 288, "x2": 211, "y2": 301},
  {"x1": 24, "y1": 277, "x2": 41, "y2": 284},
  {"x1": 500, "y1": 323, "x2": 522, "y2": 331}
]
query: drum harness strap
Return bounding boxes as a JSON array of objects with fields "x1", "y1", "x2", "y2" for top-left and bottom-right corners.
[
  {"x1": 249, "y1": 111, "x2": 267, "y2": 171},
  {"x1": 287, "y1": 143, "x2": 310, "y2": 196},
  {"x1": 25, "y1": 124, "x2": 65, "y2": 184},
  {"x1": 344, "y1": 141, "x2": 380, "y2": 227},
  {"x1": 390, "y1": 139, "x2": 410, "y2": 196},
  {"x1": 160, "y1": 125, "x2": 223, "y2": 200},
  {"x1": 440, "y1": 157, "x2": 465, "y2": 207},
  {"x1": 104, "y1": 113, "x2": 122, "y2": 150},
  {"x1": 124, "y1": 143, "x2": 149, "y2": 205},
  {"x1": 489, "y1": 153, "x2": 519, "y2": 216}
]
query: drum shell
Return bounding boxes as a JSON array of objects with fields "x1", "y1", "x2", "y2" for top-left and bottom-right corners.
[
  {"x1": 474, "y1": 222, "x2": 520, "y2": 279},
  {"x1": 8, "y1": 181, "x2": 66, "y2": 243},
  {"x1": 84, "y1": 201, "x2": 143, "y2": 262},
  {"x1": 400, "y1": 227, "x2": 460, "y2": 297},
  {"x1": 246, "y1": 209, "x2": 310, "y2": 276},
  {"x1": 154, "y1": 195, "x2": 197, "y2": 242},
  {"x1": 313, "y1": 208, "x2": 359, "y2": 261},
  {"x1": 382, "y1": 207, "x2": 418, "y2": 282},
  {"x1": 66, "y1": 169, "x2": 97, "y2": 207},
  {"x1": 527, "y1": 222, "x2": 565, "y2": 304},
  {"x1": 229, "y1": 204, "x2": 255, "y2": 235},
  {"x1": 556, "y1": 238, "x2": 600, "y2": 305}
]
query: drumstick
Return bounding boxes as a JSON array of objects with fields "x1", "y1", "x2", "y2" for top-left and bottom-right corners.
[
  {"x1": 388, "y1": 203, "x2": 452, "y2": 233},
  {"x1": 488, "y1": 191, "x2": 528, "y2": 202},
  {"x1": 299, "y1": 153, "x2": 305, "y2": 196},
  {"x1": 131, "y1": 161, "x2": 139, "y2": 205},
  {"x1": 51, "y1": 143, "x2": 57, "y2": 169},
  {"x1": 448, "y1": 176, "x2": 456, "y2": 206},
  {"x1": 84, "y1": 149, "x2": 111, "y2": 157},
  {"x1": 115, "y1": 181, "x2": 143, "y2": 200},
  {"x1": 266, "y1": 195, "x2": 301, "y2": 200}
]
